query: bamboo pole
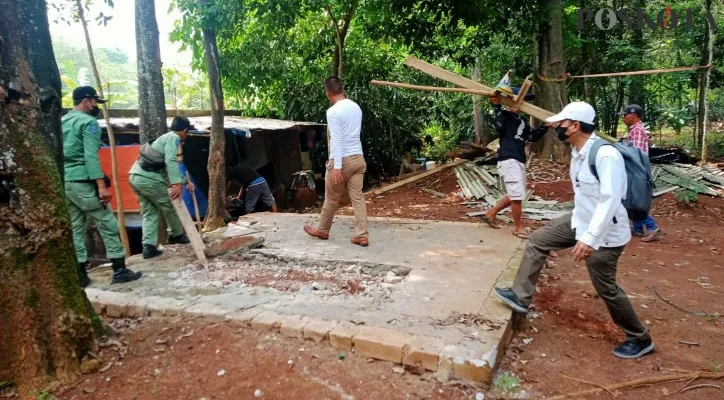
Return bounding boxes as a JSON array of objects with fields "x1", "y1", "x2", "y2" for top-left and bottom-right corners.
[
  {"x1": 568, "y1": 64, "x2": 712, "y2": 79},
  {"x1": 75, "y1": 0, "x2": 130, "y2": 257},
  {"x1": 370, "y1": 80, "x2": 496, "y2": 96}
]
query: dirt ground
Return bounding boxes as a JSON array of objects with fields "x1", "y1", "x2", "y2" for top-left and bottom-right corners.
[
  {"x1": 55, "y1": 318, "x2": 476, "y2": 400},
  {"x1": 304, "y1": 167, "x2": 724, "y2": 398},
  {"x1": 39, "y1": 166, "x2": 724, "y2": 399}
]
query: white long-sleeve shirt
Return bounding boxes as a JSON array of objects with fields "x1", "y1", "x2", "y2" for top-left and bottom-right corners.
[
  {"x1": 327, "y1": 98, "x2": 363, "y2": 169},
  {"x1": 570, "y1": 133, "x2": 631, "y2": 249}
]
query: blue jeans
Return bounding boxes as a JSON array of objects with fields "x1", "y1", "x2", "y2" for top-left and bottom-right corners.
[{"x1": 633, "y1": 215, "x2": 658, "y2": 233}]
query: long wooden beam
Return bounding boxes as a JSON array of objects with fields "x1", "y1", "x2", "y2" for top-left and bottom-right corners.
[
  {"x1": 404, "y1": 57, "x2": 616, "y2": 143},
  {"x1": 370, "y1": 80, "x2": 495, "y2": 96},
  {"x1": 371, "y1": 159, "x2": 466, "y2": 196}
]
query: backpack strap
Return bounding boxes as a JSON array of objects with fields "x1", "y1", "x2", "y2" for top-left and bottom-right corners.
[{"x1": 587, "y1": 139, "x2": 610, "y2": 182}]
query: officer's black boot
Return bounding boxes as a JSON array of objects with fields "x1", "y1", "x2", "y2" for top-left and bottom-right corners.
[
  {"x1": 77, "y1": 261, "x2": 91, "y2": 287},
  {"x1": 168, "y1": 233, "x2": 190, "y2": 245},
  {"x1": 110, "y1": 257, "x2": 143, "y2": 284},
  {"x1": 142, "y1": 244, "x2": 163, "y2": 259}
]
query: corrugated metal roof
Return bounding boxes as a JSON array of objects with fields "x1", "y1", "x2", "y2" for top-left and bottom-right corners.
[{"x1": 100, "y1": 116, "x2": 325, "y2": 132}]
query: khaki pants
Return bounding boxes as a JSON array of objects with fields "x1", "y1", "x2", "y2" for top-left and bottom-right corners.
[
  {"x1": 318, "y1": 155, "x2": 368, "y2": 238},
  {"x1": 512, "y1": 213, "x2": 649, "y2": 342}
]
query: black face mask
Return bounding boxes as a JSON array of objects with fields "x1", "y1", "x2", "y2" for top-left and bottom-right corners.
[
  {"x1": 555, "y1": 125, "x2": 570, "y2": 142},
  {"x1": 90, "y1": 105, "x2": 101, "y2": 117}
]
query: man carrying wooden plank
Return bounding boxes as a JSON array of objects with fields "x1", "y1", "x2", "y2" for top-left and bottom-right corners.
[
  {"x1": 304, "y1": 77, "x2": 369, "y2": 247},
  {"x1": 129, "y1": 116, "x2": 194, "y2": 259},
  {"x1": 481, "y1": 89, "x2": 549, "y2": 238},
  {"x1": 63, "y1": 86, "x2": 142, "y2": 285},
  {"x1": 619, "y1": 104, "x2": 662, "y2": 242},
  {"x1": 494, "y1": 101, "x2": 655, "y2": 360}
]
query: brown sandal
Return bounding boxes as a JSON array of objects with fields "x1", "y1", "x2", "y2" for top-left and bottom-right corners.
[
  {"x1": 480, "y1": 215, "x2": 501, "y2": 229},
  {"x1": 512, "y1": 228, "x2": 531, "y2": 239}
]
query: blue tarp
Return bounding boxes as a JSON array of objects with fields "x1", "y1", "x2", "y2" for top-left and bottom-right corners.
[{"x1": 179, "y1": 163, "x2": 208, "y2": 222}]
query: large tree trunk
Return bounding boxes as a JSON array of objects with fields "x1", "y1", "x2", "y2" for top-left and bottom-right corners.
[
  {"x1": 0, "y1": 0, "x2": 97, "y2": 396},
  {"x1": 697, "y1": 0, "x2": 715, "y2": 163},
  {"x1": 533, "y1": 0, "x2": 569, "y2": 163},
  {"x1": 135, "y1": 0, "x2": 168, "y2": 144},
  {"x1": 75, "y1": 0, "x2": 131, "y2": 256},
  {"x1": 19, "y1": 1, "x2": 64, "y2": 173},
  {"x1": 200, "y1": 0, "x2": 227, "y2": 232}
]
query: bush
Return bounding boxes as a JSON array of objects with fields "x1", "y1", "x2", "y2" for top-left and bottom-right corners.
[{"x1": 421, "y1": 123, "x2": 459, "y2": 163}]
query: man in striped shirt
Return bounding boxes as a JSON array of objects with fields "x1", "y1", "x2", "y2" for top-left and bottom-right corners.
[{"x1": 619, "y1": 104, "x2": 661, "y2": 242}]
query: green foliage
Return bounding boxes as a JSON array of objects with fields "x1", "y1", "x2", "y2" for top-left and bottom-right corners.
[
  {"x1": 709, "y1": 363, "x2": 723, "y2": 373},
  {"x1": 708, "y1": 312, "x2": 721, "y2": 323},
  {"x1": 664, "y1": 130, "x2": 724, "y2": 161},
  {"x1": 37, "y1": 390, "x2": 56, "y2": 400},
  {"x1": 674, "y1": 188, "x2": 698, "y2": 204},
  {"x1": 493, "y1": 371, "x2": 521, "y2": 393},
  {"x1": 420, "y1": 123, "x2": 454, "y2": 162}
]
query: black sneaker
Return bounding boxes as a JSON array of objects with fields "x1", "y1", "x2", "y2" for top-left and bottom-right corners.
[
  {"x1": 142, "y1": 244, "x2": 163, "y2": 259},
  {"x1": 613, "y1": 338, "x2": 655, "y2": 359},
  {"x1": 111, "y1": 268, "x2": 143, "y2": 284},
  {"x1": 494, "y1": 287, "x2": 529, "y2": 313},
  {"x1": 77, "y1": 262, "x2": 91, "y2": 287},
  {"x1": 168, "y1": 234, "x2": 190, "y2": 245}
]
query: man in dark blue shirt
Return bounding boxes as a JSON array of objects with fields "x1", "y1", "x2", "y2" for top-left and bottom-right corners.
[{"x1": 482, "y1": 90, "x2": 549, "y2": 238}]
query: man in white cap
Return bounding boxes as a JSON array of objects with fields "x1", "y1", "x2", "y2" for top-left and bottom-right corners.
[{"x1": 494, "y1": 102, "x2": 655, "y2": 359}]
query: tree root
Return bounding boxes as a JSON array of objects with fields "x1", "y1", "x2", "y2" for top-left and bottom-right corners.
[{"x1": 550, "y1": 372, "x2": 724, "y2": 400}]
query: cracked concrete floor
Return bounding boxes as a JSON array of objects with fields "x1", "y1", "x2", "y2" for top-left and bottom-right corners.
[{"x1": 87, "y1": 213, "x2": 523, "y2": 380}]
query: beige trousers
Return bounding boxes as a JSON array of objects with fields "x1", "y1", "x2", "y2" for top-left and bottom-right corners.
[{"x1": 318, "y1": 155, "x2": 368, "y2": 238}]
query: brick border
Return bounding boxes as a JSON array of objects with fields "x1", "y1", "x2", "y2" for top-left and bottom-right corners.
[{"x1": 86, "y1": 288, "x2": 512, "y2": 383}]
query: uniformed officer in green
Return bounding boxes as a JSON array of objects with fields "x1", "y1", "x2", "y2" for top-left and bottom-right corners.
[
  {"x1": 129, "y1": 116, "x2": 193, "y2": 259},
  {"x1": 63, "y1": 86, "x2": 142, "y2": 286}
]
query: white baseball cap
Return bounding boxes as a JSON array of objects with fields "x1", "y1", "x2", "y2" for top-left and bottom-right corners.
[{"x1": 545, "y1": 101, "x2": 596, "y2": 125}]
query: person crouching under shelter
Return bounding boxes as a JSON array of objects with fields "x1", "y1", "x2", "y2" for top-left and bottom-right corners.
[
  {"x1": 129, "y1": 116, "x2": 194, "y2": 259},
  {"x1": 226, "y1": 164, "x2": 278, "y2": 214}
]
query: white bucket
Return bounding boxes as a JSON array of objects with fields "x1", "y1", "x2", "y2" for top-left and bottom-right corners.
[{"x1": 425, "y1": 161, "x2": 437, "y2": 170}]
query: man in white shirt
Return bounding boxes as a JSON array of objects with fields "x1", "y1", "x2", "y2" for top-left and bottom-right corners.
[
  {"x1": 494, "y1": 102, "x2": 655, "y2": 360},
  {"x1": 304, "y1": 77, "x2": 369, "y2": 247}
]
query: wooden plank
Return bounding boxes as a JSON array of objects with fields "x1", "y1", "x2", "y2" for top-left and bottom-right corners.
[
  {"x1": 653, "y1": 186, "x2": 679, "y2": 197},
  {"x1": 171, "y1": 198, "x2": 209, "y2": 268},
  {"x1": 404, "y1": 57, "x2": 617, "y2": 143},
  {"x1": 370, "y1": 80, "x2": 496, "y2": 96},
  {"x1": 512, "y1": 79, "x2": 532, "y2": 110},
  {"x1": 405, "y1": 57, "x2": 553, "y2": 121},
  {"x1": 371, "y1": 159, "x2": 466, "y2": 196}
]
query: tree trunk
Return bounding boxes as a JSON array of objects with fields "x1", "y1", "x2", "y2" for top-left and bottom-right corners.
[
  {"x1": 327, "y1": 1, "x2": 357, "y2": 78},
  {"x1": 533, "y1": 0, "x2": 569, "y2": 163},
  {"x1": 200, "y1": 0, "x2": 227, "y2": 232},
  {"x1": 0, "y1": 0, "x2": 97, "y2": 396},
  {"x1": 135, "y1": 0, "x2": 168, "y2": 144},
  {"x1": 610, "y1": 80, "x2": 625, "y2": 138},
  {"x1": 472, "y1": 65, "x2": 491, "y2": 145},
  {"x1": 698, "y1": 0, "x2": 715, "y2": 163},
  {"x1": 75, "y1": 0, "x2": 131, "y2": 256},
  {"x1": 19, "y1": 1, "x2": 64, "y2": 173}
]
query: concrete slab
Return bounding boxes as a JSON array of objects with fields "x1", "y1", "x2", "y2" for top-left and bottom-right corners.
[{"x1": 87, "y1": 213, "x2": 522, "y2": 383}]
